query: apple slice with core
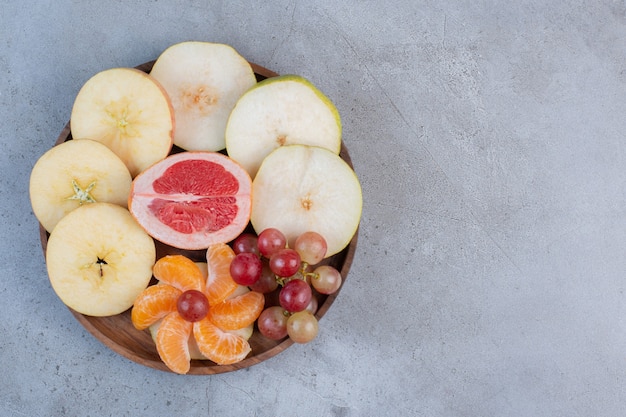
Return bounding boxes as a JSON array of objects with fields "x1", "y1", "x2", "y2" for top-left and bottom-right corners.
[
  {"x1": 45, "y1": 203, "x2": 156, "y2": 317},
  {"x1": 251, "y1": 144, "x2": 362, "y2": 258},
  {"x1": 225, "y1": 75, "x2": 342, "y2": 178},
  {"x1": 150, "y1": 41, "x2": 257, "y2": 152},
  {"x1": 30, "y1": 139, "x2": 132, "y2": 233},
  {"x1": 70, "y1": 67, "x2": 174, "y2": 177}
]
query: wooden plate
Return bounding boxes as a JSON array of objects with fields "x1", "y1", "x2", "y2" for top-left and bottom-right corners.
[{"x1": 38, "y1": 60, "x2": 358, "y2": 374}]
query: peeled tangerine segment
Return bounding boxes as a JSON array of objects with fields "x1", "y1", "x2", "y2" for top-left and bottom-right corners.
[
  {"x1": 193, "y1": 317, "x2": 251, "y2": 365},
  {"x1": 149, "y1": 320, "x2": 253, "y2": 361},
  {"x1": 251, "y1": 145, "x2": 362, "y2": 258},
  {"x1": 29, "y1": 139, "x2": 132, "y2": 233},
  {"x1": 129, "y1": 151, "x2": 252, "y2": 250},
  {"x1": 131, "y1": 284, "x2": 181, "y2": 331},
  {"x1": 156, "y1": 312, "x2": 193, "y2": 374},
  {"x1": 70, "y1": 67, "x2": 174, "y2": 177},
  {"x1": 150, "y1": 41, "x2": 257, "y2": 152},
  {"x1": 46, "y1": 203, "x2": 156, "y2": 317},
  {"x1": 225, "y1": 75, "x2": 342, "y2": 178}
]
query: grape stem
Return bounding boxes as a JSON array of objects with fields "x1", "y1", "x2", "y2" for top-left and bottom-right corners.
[{"x1": 274, "y1": 262, "x2": 319, "y2": 286}]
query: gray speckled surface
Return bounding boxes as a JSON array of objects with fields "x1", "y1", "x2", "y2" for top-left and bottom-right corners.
[{"x1": 3, "y1": 1, "x2": 626, "y2": 416}]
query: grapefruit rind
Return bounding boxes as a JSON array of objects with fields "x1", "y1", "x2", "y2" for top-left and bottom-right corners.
[{"x1": 129, "y1": 152, "x2": 252, "y2": 250}]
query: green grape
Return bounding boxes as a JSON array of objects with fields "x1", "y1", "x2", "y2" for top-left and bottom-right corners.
[
  {"x1": 294, "y1": 231, "x2": 327, "y2": 265},
  {"x1": 311, "y1": 265, "x2": 342, "y2": 294},
  {"x1": 286, "y1": 311, "x2": 319, "y2": 343}
]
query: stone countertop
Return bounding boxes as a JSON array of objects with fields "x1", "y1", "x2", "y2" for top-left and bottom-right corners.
[{"x1": 2, "y1": 1, "x2": 626, "y2": 416}]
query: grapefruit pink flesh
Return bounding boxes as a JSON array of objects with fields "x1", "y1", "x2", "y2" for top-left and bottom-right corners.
[
  {"x1": 149, "y1": 159, "x2": 240, "y2": 234},
  {"x1": 129, "y1": 152, "x2": 252, "y2": 250}
]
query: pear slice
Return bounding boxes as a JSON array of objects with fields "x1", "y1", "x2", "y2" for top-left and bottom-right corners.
[
  {"x1": 30, "y1": 139, "x2": 132, "y2": 233},
  {"x1": 251, "y1": 145, "x2": 361, "y2": 258},
  {"x1": 225, "y1": 75, "x2": 342, "y2": 178},
  {"x1": 46, "y1": 203, "x2": 156, "y2": 317},
  {"x1": 149, "y1": 41, "x2": 257, "y2": 152},
  {"x1": 70, "y1": 67, "x2": 174, "y2": 177}
]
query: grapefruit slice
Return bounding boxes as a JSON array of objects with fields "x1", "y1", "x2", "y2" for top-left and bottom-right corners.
[{"x1": 129, "y1": 152, "x2": 252, "y2": 250}]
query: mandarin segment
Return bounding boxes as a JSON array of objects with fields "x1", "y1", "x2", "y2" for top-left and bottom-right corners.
[
  {"x1": 205, "y1": 243, "x2": 239, "y2": 305},
  {"x1": 156, "y1": 312, "x2": 193, "y2": 374},
  {"x1": 131, "y1": 284, "x2": 182, "y2": 330},
  {"x1": 153, "y1": 255, "x2": 206, "y2": 292},
  {"x1": 207, "y1": 291, "x2": 265, "y2": 331},
  {"x1": 193, "y1": 317, "x2": 251, "y2": 365}
]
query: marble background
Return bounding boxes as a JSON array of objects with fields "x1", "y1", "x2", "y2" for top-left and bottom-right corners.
[{"x1": 2, "y1": 1, "x2": 626, "y2": 416}]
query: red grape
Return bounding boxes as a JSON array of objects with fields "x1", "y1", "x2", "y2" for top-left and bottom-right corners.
[
  {"x1": 279, "y1": 278, "x2": 312, "y2": 312},
  {"x1": 177, "y1": 290, "x2": 209, "y2": 322},
  {"x1": 257, "y1": 228, "x2": 287, "y2": 258},
  {"x1": 294, "y1": 231, "x2": 327, "y2": 265},
  {"x1": 232, "y1": 233, "x2": 259, "y2": 256},
  {"x1": 257, "y1": 306, "x2": 289, "y2": 340},
  {"x1": 269, "y1": 248, "x2": 301, "y2": 277},
  {"x1": 229, "y1": 252, "x2": 262, "y2": 286},
  {"x1": 249, "y1": 260, "x2": 279, "y2": 293}
]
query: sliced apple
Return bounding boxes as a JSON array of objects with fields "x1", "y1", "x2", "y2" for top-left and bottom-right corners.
[
  {"x1": 46, "y1": 203, "x2": 156, "y2": 317},
  {"x1": 251, "y1": 144, "x2": 361, "y2": 258},
  {"x1": 225, "y1": 75, "x2": 342, "y2": 178},
  {"x1": 70, "y1": 67, "x2": 174, "y2": 177},
  {"x1": 149, "y1": 41, "x2": 257, "y2": 152},
  {"x1": 30, "y1": 139, "x2": 132, "y2": 233}
]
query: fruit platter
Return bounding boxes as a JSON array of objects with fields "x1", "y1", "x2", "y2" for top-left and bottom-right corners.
[{"x1": 32, "y1": 42, "x2": 361, "y2": 375}]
